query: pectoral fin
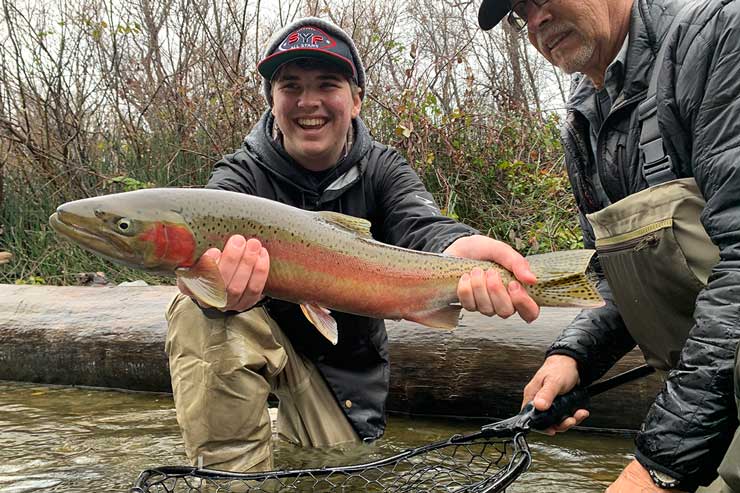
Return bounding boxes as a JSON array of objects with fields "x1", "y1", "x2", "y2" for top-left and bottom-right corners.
[
  {"x1": 406, "y1": 305, "x2": 462, "y2": 329},
  {"x1": 300, "y1": 303, "x2": 339, "y2": 345},
  {"x1": 176, "y1": 256, "x2": 227, "y2": 308}
]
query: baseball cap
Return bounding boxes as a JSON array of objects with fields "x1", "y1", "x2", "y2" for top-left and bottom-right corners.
[
  {"x1": 258, "y1": 17, "x2": 366, "y2": 105},
  {"x1": 478, "y1": 0, "x2": 513, "y2": 31},
  {"x1": 258, "y1": 26, "x2": 357, "y2": 82}
]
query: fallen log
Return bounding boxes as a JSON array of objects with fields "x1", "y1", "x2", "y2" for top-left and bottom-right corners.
[{"x1": 0, "y1": 284, "x2": 662, "y2": 430}]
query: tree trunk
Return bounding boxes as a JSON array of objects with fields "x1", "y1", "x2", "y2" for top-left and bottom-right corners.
[{"x1": 0, "y1": 284, "x2": 662, "y2": 430}]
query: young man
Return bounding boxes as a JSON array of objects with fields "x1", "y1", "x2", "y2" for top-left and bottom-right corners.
[
  {"x1": 165, "y1": 17, "x2": 539, "y2": 472},
  {"x1": 478, "y1": 0, "x2": 740, "y2": 491}
]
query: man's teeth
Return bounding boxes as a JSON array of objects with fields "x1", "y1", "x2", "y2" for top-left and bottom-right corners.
[{"x1": 298, "y1": 118, "x2": 326, "y2": 127}]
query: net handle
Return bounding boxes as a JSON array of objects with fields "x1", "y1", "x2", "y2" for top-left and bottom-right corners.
[{"x1": 481, "y1": 364, "x2": 655, "y2": 437}]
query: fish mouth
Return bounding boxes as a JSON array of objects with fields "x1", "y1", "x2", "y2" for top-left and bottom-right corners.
[{"x1": 49, "y1": 211, "x2": 135, "y2": 262}]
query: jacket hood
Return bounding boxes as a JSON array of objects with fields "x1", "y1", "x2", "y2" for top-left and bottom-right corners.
[{"x1": 242, "y1": 111, "x2": 373, "y2": 197}]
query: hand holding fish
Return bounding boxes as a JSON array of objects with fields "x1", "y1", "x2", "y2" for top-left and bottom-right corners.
[
  {"x1": 177, "y1": 235, "x2": 271, "y2": 312},
  {"x1": 521, "y1": 354, "x2": 589, "y2": 435},
  {"x1": 443, "y1": 235, "x2": 540, "y2": 323}
]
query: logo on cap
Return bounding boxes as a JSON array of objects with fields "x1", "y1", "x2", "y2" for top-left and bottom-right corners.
[
  {"x1": 257, "y1": 24, "x2": 358, "y2": 84},
  {"x1": 278, "y1": 27, "x2": 337, "y2": 53}
]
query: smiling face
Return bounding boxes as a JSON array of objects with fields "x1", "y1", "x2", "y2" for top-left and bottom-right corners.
[
  {"x1": 271, "y1": 60, "x2": 362, "y2": 172},
  {"x1": 525, "y1": 0, "x2": 631, "y2": 83}
]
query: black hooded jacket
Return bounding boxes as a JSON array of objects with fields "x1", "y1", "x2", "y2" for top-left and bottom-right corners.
[
  {"x1": 205, "y1": 111, "x2": 476, "y2": 440},
  {"x1": 547, "y1": 0, "x2": 740, "y2": 488}
]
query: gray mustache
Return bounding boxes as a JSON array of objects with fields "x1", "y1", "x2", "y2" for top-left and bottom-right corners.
[{"x1": 537, "y1": 23, "x2": 571, "y2": 47}]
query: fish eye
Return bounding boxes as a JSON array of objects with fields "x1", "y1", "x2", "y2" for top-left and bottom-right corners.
[{"x1": 116, "y1": 218, "x2": 134, "y2": 234}]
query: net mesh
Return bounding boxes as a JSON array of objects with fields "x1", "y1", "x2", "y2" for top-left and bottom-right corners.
[{"x1": 132, "y1": 433, "x2": 530, "y2": 493}]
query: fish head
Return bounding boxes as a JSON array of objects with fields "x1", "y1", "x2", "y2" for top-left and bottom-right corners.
[{"x1": 49, "y1": 190, "x2": 197, "y2": 273}]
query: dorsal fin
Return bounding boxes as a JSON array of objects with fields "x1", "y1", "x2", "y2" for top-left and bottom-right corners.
[{"x1": 317, "y1": 211, "x2": 372, "y2": 238}]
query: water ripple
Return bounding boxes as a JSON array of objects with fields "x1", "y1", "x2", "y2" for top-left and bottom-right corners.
[{"x1": 0, "y1": 381, "x2": 632, "y2": 491}]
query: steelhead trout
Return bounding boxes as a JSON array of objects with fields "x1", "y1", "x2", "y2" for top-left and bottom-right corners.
[{"x1": 49, "y1": 188, "x2": 604, "y2": 344}]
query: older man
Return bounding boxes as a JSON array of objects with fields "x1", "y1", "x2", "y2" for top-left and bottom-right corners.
[{"x1": 479, "y1": 0, "x2": 740, "y2": 492}]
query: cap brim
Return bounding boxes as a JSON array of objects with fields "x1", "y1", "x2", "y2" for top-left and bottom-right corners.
[
  {"x1": 258, "y1": 49, "x2": 356, "y2": 81},
  {"x1": 478, "y1": 0, "x2": 511, "y2": 31}
]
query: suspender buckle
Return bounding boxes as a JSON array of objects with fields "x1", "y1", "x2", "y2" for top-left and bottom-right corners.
[{"x1": 640, "y1": 137, "x2": 675, "y2": 186}]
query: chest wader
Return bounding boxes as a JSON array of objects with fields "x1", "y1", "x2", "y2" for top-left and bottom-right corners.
[
  {"x1": 584, "y1": 10, "x2": 719, "y2": 370},
  {"x1": 587, "y1": 178, "x2": 717, "y2": 370},
  {"x1": 585, "y1": 14, "x2": 738, "y2": 491}
]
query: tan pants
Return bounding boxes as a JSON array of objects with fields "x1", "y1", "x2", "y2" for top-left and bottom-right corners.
[{"x1": 164, "y1": 293, "x2": 359, "y2": 472}]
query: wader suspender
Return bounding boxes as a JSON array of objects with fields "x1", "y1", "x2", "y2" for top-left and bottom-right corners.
[{"x1": 637, "y1": 9, "x2": 689, "y2": 187}]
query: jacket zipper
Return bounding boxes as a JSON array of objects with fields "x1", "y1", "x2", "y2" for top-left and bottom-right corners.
[
  {"x1": 588, "y1": 89, "x2": 649, "y2": 206},
  {"x1": 565, "y1": 120, "x2": 604, "y2": 211}
]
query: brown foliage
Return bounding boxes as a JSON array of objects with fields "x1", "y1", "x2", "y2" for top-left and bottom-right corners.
[{"x1": 0, "y1": 0, "x2": 580, "y2": 284}]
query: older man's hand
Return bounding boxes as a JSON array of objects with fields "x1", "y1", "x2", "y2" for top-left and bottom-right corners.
[
  {"x1": 521, "y1": 355, "x2": 588, "y2": 435},
  {"x1": 606, "y1": 459, "x2": 688, "y2": 493}
]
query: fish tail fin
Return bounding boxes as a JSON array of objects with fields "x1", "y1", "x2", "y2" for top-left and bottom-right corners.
[
  {"x1": 525, "y1": 249, "x2": 604, "y2": 308},
  {"x1": 406, "y1": 305, "x2": 462, "y2": 329}
]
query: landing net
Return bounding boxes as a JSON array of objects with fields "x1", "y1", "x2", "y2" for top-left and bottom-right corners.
[{"x1": 131, "y1": 432, "x2": 531, "y2": 493}]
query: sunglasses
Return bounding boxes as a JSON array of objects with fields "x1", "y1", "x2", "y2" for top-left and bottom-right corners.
[{"x1": 507, "y1": 0, "x2": 551, "y2": 31}]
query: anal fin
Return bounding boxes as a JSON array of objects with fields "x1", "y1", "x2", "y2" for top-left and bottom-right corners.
[
  {"x1": 405, "y1": 305, "x2": 462, "y2": 329},
  {"x1": 301, "y1": 303, "x2": 339, "y2": 345}
]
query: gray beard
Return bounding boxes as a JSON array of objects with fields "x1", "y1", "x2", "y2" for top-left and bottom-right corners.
[{"x1": 556, "y1": 43, "x2": 595, "y2": 74}]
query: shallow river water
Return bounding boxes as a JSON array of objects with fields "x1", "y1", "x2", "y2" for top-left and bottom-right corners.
[{"x1": 0, "y1": 381, "x2": 636, "y2": 492}]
